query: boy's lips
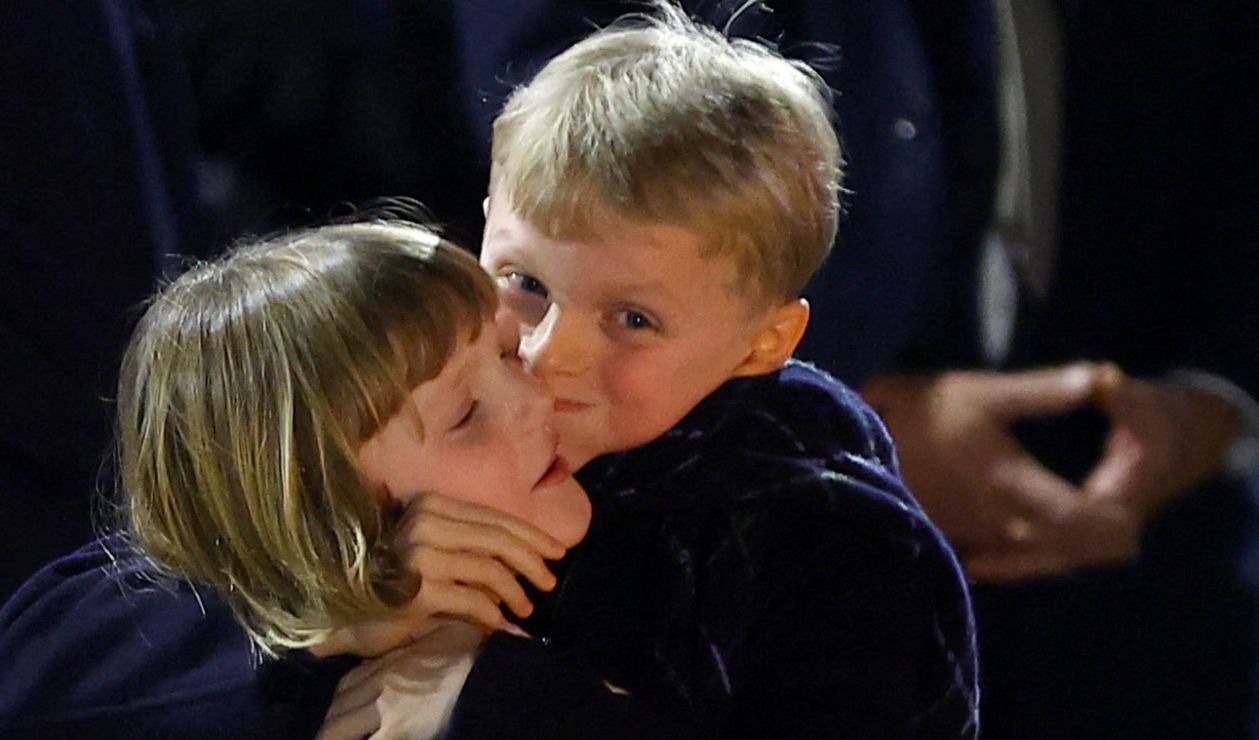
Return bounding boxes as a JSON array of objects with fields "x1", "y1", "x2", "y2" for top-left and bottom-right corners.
[{"x1": 554, "y1": 398, "x2": 592, "y2": 413}]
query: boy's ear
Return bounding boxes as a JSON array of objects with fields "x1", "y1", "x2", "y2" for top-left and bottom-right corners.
[{"x1": 732, "y1": 298, "x2": 810, "y2": 377}]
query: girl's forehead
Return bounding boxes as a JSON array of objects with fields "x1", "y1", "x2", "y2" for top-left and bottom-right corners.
[{"x1": 408, "y1": 322, "x2": 495, "y2": 401}]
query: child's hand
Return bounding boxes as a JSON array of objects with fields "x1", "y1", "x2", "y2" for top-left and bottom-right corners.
[
  {"x1": 316, "y1": 620, "x2": 486, "y2": 740},
  {"x1": 313, "y1": 492, "x2": 564, "y2": 657}
]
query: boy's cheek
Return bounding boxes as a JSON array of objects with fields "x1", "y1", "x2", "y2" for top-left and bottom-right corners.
[{"x1": 556, "y1": 421, "x2": 603, "y2": 469}]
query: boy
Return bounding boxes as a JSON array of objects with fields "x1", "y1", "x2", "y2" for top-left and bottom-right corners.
[{"x1": 352, "y1": 5, "x2": 980, "y2": 737}]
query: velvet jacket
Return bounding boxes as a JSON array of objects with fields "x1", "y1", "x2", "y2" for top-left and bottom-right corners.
[{"x1": 449, "y1": 361, "x2": 979, "y2": 738}]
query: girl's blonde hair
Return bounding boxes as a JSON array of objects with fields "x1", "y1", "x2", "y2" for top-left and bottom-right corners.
[
  {"x1": 492, "y1": 2, "x2": 841, "y2": 305},
  {"x1": 117, "y1": 221, "x2": 495, "y2": 655}
]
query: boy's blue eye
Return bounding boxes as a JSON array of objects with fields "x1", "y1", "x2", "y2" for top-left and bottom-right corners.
[
  {"x1": 619, "y1": 310, "x2": 655, "y2": 330},
  {"x1": 511, "y1": 272, "x2": 548, "y2": 298},
  {"x1": 499, "y1": 272, "x2": 550, "y2": 326}
]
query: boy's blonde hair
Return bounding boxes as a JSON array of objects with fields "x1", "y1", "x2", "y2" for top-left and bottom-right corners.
[
  {"x1": 491, "y1": 2, "x2": 841, "y2": 305},
  {"x1": 117, "y1": 222, "x2": 496, "y2": 655}
]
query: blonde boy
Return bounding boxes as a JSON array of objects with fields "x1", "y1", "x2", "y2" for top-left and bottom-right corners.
[
  {"x1": 424, "y1": 5, "x2": 981, "y2": 737},
  {"x1": 481, "y1": 4, "x2": 840, "y2": 469}
]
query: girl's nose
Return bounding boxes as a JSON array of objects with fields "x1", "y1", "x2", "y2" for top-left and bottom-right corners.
[{"x1": 510, "y1": 359, "x2": 555, "y2": 433}]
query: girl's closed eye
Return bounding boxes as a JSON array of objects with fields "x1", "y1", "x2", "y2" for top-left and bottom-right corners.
[{"x1": 450, "y1": 401, "x2": 478, "y2": 431}]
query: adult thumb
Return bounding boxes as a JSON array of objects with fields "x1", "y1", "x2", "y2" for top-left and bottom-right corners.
[{"x1": 990, "y1": 363, "x2": 1101, "y2": 419}]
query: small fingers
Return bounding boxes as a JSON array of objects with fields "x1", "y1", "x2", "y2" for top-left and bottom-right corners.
[
  {"x1": 421, "y1": 579, "x2": 511, "y2": 633},
  {"x1": 1090, "y1": 362, "x2": 1129, "y2": 416},
  {"x1": 405, "y1": 515, "x2": 558, "y2": 593},
  {"x1": 316, "y1": 705, "x2": 380, "y2": 740},
  {"x1": 321, "y1": 674, "x2": 383, "y2": 739},
  {"x1": 333, "y1": 645, "x2": 417, "y2": 700},
  {"x1": 407, "y1": 547, "x2": 534, "y2": 619},
  {"x1": 968, "y1": 501, "x2": 1141, "y2": 581},
  {"x1": 402, "y1": 493, "x2": 566, "y2": 559},
  {"x1": 324, "y1": 618, "x2": 453, "y2": 708}
]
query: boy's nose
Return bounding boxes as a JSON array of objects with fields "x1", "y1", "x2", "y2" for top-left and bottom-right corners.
[{"x1": 520, "y1": 304, "x2": 589, "y2": 378}]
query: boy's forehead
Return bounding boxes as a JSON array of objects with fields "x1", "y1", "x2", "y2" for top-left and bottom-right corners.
[
  {"x1": 488, "y1": 187, "x2": 695, "y2": 262},
  {"x1": 484, "y1": 184, "x2": 770, "y2": 313}
]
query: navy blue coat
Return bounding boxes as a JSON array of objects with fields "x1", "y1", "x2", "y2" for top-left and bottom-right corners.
[
  {"x1": 0, "y1": 537, "x2": 351, "y2": 739},
  {"x1": 0, "y1": 0, "x2": 207, "y2": 602}
]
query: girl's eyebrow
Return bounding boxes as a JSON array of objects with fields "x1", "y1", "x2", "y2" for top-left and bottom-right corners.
[{"x1": 413, "y1": 349, "x2": 476, "y2": 428}]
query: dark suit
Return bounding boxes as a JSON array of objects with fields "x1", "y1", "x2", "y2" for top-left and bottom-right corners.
[
  {"x1": 453, "y1": 2, "x2": 1259, "y2": 737},
  {"x1": 0, "y1": 0, "x2": 205, "y2": 602}
]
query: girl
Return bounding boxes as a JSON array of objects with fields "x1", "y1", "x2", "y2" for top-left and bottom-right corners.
[{"x1": 0, "y1": 221, "x2": 590, "y2": 738}]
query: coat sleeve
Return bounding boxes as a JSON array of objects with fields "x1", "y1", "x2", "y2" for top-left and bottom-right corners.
[
  {"x1": 447, "y1": 482, "x2": 978, "y2": 739},
  {"x1": 446, "y1": 633, "x2": 692, "y2": 739},
  {"x1": 719, "y1": 513, "x2": 979, "y2": 739}
]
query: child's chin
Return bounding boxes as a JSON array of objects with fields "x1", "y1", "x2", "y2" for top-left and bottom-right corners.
[{"x1": 540, "y1": 489, "x2": 593, "y2": 548}]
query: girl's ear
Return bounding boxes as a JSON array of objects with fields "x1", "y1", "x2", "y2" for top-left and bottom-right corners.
[{"x1": 732, "y1": 298, "x2": 810, "y2": 377}]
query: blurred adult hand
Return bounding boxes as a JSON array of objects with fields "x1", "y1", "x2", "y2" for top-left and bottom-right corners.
[
  {"x1": 967, "y1": 365, "x2": 1242, "y2": 581},
  {"x1": 1085, "y1": 364, "x2": 1241, "y2": 519},
  {"x1": 863, "y1": 365, "x2": 1097, "y2": 553},
  {"x1": 866, "y1": 363, "x2": 1242, "y2": 582}
]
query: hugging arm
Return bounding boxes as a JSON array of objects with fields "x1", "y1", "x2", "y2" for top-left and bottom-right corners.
[
  {"x1": 318, "y1": 628, "x2": 691, "y2": 740},
  {"x1": 312, "y1": 493, "x2": 564, "y2": 659},
  {"x1": 313, "y1": 493, "x2": 571, "y2": 739},
  {"x1": 318, "y1": 621, "x2": 485, "y2": 740},
  {"x1": 722, "y1": 522, "x2": 978, "y2": 738},
  {"x1": 444, "y1": 633, "x2": 691, "y2": 739},
  {"x1": 449, "y1": 492, "x2": 975, "y2": 737}
]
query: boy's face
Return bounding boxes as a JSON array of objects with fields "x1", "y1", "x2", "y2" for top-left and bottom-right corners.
[
  {"x1": 357, "y1": 319, "x2": 591, "y2": 547},
  {"x1": 481, "y1": 188, "x2": 770, "y2": 468}
]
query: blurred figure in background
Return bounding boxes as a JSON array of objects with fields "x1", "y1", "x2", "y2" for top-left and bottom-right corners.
[
  {"x1": 0, "y1": 0, "x2": 482, "y2": 605},
  {"x1": 0, "y1": 0, "x2": 208, "y2": 602},
  {"x1": 172, "y1": 0, "x2": 483, "y2": 244},
  {"x1": 449, "y1": 1, "x2": 1259, "y2": 737}
]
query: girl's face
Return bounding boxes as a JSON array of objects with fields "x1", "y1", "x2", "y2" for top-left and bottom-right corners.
[{"x1": 356, "y1": 320, "x2": 591, "y2": 546}]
